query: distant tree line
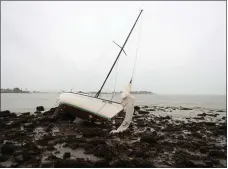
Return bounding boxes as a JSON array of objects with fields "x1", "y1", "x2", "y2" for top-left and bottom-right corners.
[{"x1": 1, "y1": 88, "x2": 30, "y2": 93}]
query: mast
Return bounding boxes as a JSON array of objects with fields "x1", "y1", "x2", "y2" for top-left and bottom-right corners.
[{"x1": 95, "y1": 9, "x2": 143, "y2": 98}]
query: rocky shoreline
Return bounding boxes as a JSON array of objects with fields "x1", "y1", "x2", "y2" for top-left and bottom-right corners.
[{"x1": 0, "y1": 105, "x2": 226, "y2": 167}]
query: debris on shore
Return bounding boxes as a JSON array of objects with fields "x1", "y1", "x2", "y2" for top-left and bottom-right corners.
[{"x1": 0, "y1": 105, "x2": 226, "y2": 167}]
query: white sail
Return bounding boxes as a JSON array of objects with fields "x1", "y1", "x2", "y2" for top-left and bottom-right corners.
[{"x1": 110, "y1": 82, "x2": 135, "y2": 133}]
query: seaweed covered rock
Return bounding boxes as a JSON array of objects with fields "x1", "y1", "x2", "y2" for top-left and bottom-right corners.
[
  {"x1": 140, "y1": 131, "x2": 158, "y2": 144},
  {"x1": 54, "y1": 159, "x2": 95, "y2": 168},
  {"x1": 63, "y1": 152, "x2": 71, "y2": 159},
  {"x1": 36, "y1": 106, "x2": 44, "y2": 111},
  {"x1": 134, "y1": 106, "x2": 140, "y2": 111},
  {"x1": 0, "y1": 110, "x2": 10, "y2": 117},
  {"x1": 138, "y1": 110, "x2": 150, "y2": 114},
  {"x1": 180, "y1": 107, "x2": 192, "y2": 110},
  {"x1": 1, "y1": 142, "x2": 18, "y2": 155}
]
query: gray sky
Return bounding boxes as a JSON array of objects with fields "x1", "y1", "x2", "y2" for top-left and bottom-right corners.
[{"x1": 1, "y1": 1, "x2": 226, "y2": 95}]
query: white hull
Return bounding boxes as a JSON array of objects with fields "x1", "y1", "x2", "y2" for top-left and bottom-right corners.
[{"x1": 59, "y1": 92, "x2": 123, "y2": 119}]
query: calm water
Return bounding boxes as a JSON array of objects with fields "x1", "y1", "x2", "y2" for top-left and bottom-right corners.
[{"x1": 0, "y1": 93, "x2": 226, "y2": 113}]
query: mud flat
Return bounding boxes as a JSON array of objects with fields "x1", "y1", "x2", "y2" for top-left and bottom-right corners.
[{"x1": 0, "y1": 105, "x2": 226, "y2": 167}]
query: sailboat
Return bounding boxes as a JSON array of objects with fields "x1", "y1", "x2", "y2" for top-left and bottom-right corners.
[{"x1": 54, "y1": 10, "x2": 143, "y2": 121}]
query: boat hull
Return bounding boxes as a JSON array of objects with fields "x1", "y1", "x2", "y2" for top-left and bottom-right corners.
[{"x1": 59, "y1": 92, "x2": 123, "y2": 120}]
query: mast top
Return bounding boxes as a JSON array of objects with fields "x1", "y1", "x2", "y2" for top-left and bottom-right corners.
[{"x1": 95, "y1": 10, "x2": 143, "y2": 98}]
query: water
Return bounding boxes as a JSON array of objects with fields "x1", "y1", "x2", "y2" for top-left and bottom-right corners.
[
  {"x1": 0, "y1": 93, "x2": 226, "y2": 113},
  {"x1": 1, "y1": 93, "x2": 59, "y2": 113}
]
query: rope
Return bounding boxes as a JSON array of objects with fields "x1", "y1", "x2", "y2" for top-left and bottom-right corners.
[{"x1": 130, "y1": 12, "x2": 143, "y2": 83}]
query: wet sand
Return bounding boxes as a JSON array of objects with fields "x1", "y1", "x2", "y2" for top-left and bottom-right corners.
[{"x1": 0, "y1": 105, "x2": 226, "y2": 167}]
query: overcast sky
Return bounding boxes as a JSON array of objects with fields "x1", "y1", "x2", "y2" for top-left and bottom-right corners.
[{"x1": 1, "y1": 1, "x2": 226, "y2": 95}]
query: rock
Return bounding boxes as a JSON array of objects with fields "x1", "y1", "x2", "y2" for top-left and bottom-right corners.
[
  {"x1": 35, "y1": 156, "x2": 41, "y2": 161},
  {"x1": 10, "y1": 113, "x2": 17, "y2": 118},
  {"x1": 54, "y1": 159, "x2": 95, "y2": 168},
  {"x1": 94, "y1": 160, "x2": 110, "y2": 167},
  {"x1": 198, "y1": 113, "x2": 207, "y2": 117},
  {"x1": 193, "y1": 117, "x2": 204, "y2": 120},
  {"x1": 9, "y1": 119, "x2": 27, "y2": 128},
  {"x1": 47, "y1": 146, "x2": 55, "y2": 151},
  {"x1": 160, "y1": 116, "x2": 171, "y2": 120},
  {"x1": 132, "y1": 158, "x2": 156, "y2": 167},
  {"x1": 45, "y1": 124, "x2": 53, "y2": 132},
  {"x1": 82, "y1": 128, "x2": 105, "y2": 137},
  {"x1": 180, "y1": 107, "x2": 192, "y2": 110},
  {"x1": 54, "y1": 137, "x2": 64, "y2": 144},
  {"x1": 70, "y1": 143, "x2": 79, "y2": 149},
  {"x1": 28, "y1": 150, "x2": 38, "y2": 155},
  {"x1": 23, "y1": 142, "x2": 37, "y2": 149},
  {"x1": 140, "y1": 132, "x2": 158, "y2": 144},
  {"x1": 63, "y1": 143, "x2": 69, "y2": 148},
  {"x1": 43, "y1": 107, "x2": 57, "y2": 116},
  {"x1": 199, "y1": 147, "x2": 208, "y2": 154},
  {"x1": 36, "y1": 106, "x2": 44, "y2": 111},
  {"x1": 217, "y1": 110, "x2": 224, "y2": 112},
  {"x1": 26, "y1": 127, "x2": 33, "y2": 132},
  {"x1": 94, "y1": 145, "x2": 112, "y2": 160},
  {"x1": 137, "y1": 121, "x2": 147, "y2": 127},
  {"x1": 63, "y1": 152, "x2": 71, "y2": 159},
  {"x1": 134, "y1": 106, "x2": 140, "y2": 111},
  {"x1": 37, "y1": 135, "x2": 54, "y2": 146},
  {"x1": 110, "y1": 155, "x2": 134, "y2": 167},
  {"x1": 0, "y1": 154, "x2": 10, "y2": 162},
  {"x1": 218, "y1": 124, "x2": 226, "y2": 130},
  {"x1": 41, "y1": 160, "x2": 53, "y2": 167},
  {"x1": 14, "y1": 154, "x2": 24, "y2": 163},
  {"x1": 87, "y1": 138, "x2": 105, "y2": 145},
  {"x1": 24, "y1": 122, "x2": 35, "y2": 128},
  {"x1": 0, "y1": 110, "x2": 10, "y2": 117},
  {"x1": 49, "y1": 107, "x2": 57, "y2": 112},
  {"x1": 47, "y1": 140, "x2": 55, "y2": 146},
  {"x1": 208, "y1": 150, "x2": 226, "y2": 158},
  {"x1": 1, "y1": 142, "x2": 18, "y2": 154},
  {"x1": 138, "y1": 110, "x2": 150, "y2": 114},
  {"x1": 0, "y1": 119, "x2": 6, "y2": 128},
  {"x1": 38, "y1": 116, "x2": 51, "y2": 123},
  {"x1": 207, "y1": 113, "x2": 219, "y2": 117},
  {"x1": 133, "y1": 150, "x2": 148, "y2": 158},
  {"x1": 34, "y1": 111, "x2": 41, "y2": 115},
  {"x1": 146, "y1": 108, "x2": 155, "y2": 111},
  {"x1": 20, "y1": 112, "x2": 30, "y2": 116},
  {"x1": 9, "y1": 162, "x2": 18, "y2": 167},
  {"x1": 187, "y1": 160, "x2": 206, "y2": 167},
  {"x1": 205, "y1": 122, "x2": 216, "y2": 126},
  {"x1": 174, "y1": 150, "x2": 195, "y2": 167},
  {"x1": 9, "y1": 130, "x2": 27, "y2": 139}
]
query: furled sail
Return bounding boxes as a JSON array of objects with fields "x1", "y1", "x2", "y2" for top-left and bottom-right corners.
[{"x1": 110, "y1": 82, "x2": 135, "y2": 134}]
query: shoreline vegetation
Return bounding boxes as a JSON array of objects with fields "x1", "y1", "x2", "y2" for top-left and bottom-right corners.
[{"x1": 1, "y1": 88, "x2": 30, "y2": 93}]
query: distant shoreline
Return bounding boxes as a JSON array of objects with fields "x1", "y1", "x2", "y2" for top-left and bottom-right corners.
[
  {"x1": 1, "y1": 92, "x2": 153, "y2": 94},
  {"x1": 1, "y1": 92, "x2": 30, "y2": 93}
]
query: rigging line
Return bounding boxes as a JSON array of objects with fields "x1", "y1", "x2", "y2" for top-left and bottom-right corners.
[
  {"x1": 95, "y1": 101, "x2": 108, "y2": 115},
  {"x1": 131, "y1": 12, "x2": 143, "y2": 83},
  {"x1": 111, "y1": 58, "x2": 119, "y2": 101}
]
